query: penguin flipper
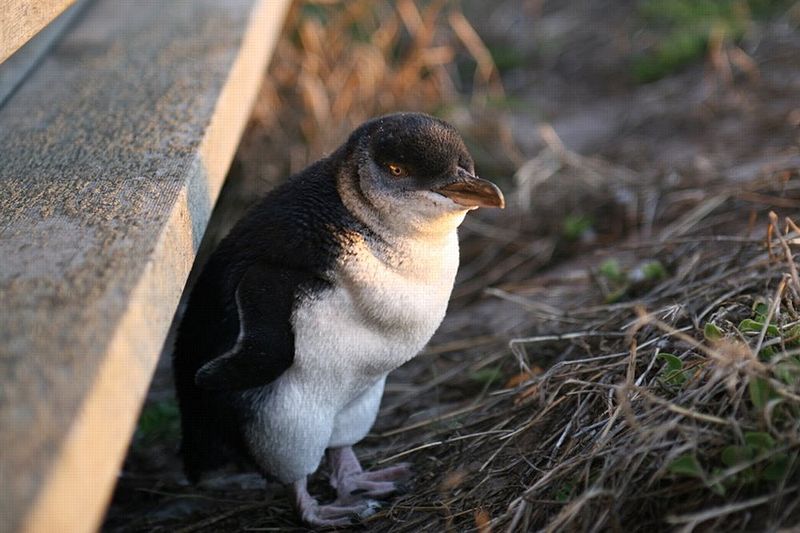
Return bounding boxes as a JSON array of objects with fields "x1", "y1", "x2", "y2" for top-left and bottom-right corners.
[{"x1": 195, "y1": 261, "x2": 307, "y2": 391}]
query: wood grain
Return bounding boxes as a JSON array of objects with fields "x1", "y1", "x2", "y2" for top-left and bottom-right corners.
[
  {"x1": 0, "y1": 0, "x2": 290, "y2": 531},
  {"x1": 0, "y1": 0, "x2": 75, "y2": 64}
]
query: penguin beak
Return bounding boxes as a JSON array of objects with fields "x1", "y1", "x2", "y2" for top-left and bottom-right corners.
[{"x1": 432, "y1": 171, "x2": 505, "y2": 209}]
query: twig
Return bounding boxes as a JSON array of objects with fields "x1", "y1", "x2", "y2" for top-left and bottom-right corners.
[
  {"x1": 377, "y1": 441, "x2": 443, "y2": 464},
  {"x1": 378, "y1": 403, "x2": 483, "y2": 437},
  {"x1": 424, "y1": 335, "x2": 498, "y2": 355},
  {"x1": 666, "y1": 488, "x2": 797, "y2": 525},
  {"x1": 754, "y1": 275, "x2": 786, "y2": 356},
  {"x1": 639, "y1": 390, "x2": 733, "y2": 426},
  {"x1": 659, "y1": 194, "x2": 729, "y2": 241},
  {"x1": 174, "y1": 502, "x2": 269, "y2": 533},
  {"x1": 544, "y1": 488, "x2": 615, "y2": 533},
  {"x1": 770, "y1": 211, "x2": 800, "y2": 301}
]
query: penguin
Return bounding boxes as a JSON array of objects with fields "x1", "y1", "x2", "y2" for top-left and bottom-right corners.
[{"x1": 172, "y1": 112, "x2": 505, "y2": 527}]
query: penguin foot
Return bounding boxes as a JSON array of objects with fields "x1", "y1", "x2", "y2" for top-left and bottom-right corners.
[
  {"x1": 328, "y1": 447, "x2": 412, "y2": 503},
  {"x1": 357, "y1": 463, "x2": 413, "y2": 483},
  {"x1": 344, "y1": 479, "x2": 398, "y2": 499},
  {"x1": 339, "y1": 466, "x2": 412, "y2": 502},
  {"x1": 311, "y1": 498, "x2": 380, "y2": 526},
  {"x1": 292, "y1": 478, "x2": 379, "y2": 527}
]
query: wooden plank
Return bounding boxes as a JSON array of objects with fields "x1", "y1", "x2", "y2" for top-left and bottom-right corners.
[
  {"x1": 0, "y1": 0, "x2": 76, "y2": 64},
  {"x1": 0, "y1": 0, "x2": 89, "y2": 106},
  {"x1": 0, "y1": 1, "x2": 291, "y2": 532}
]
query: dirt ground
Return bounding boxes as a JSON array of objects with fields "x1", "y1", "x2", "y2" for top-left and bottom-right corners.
[{"x1": 103, "y1": 1, "x2": 800, "y2": 531}]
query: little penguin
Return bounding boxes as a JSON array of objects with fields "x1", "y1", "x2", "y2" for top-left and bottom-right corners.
[{"x1": 172, "y1": 112, "x2": 505, "y2": 527}]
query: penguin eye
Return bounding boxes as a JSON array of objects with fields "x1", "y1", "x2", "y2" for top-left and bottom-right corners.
[{"x1": 387, "y1": 163, "x2": 406, "y2": 177}]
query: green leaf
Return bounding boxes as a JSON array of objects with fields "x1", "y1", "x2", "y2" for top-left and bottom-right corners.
[
  {"x1": 754, "y1": 302, "x2": 769, "y2": 316},
  {"x1": 488, "y1": 45, "x2": 528, "y2": 72},
  {"x1": 641, "y1": 260, "x2": 668, "y2": 281},
  {"x1": 775, "y1": 360, "x2": 800, "y2": 386},
  {"x1": 136, "y1": 399, "x2": 180, "y2": 442},
  {"x1": 470, "y1": 367, "x2": 504, "y2": 386},
  {"x1": 668, "y1": 454, "x2": 703, "y2": 478},
  {"x1": 721, "y1": 445, "x2": 753, "y2": 466},
  {"x1": 664, "y1": 371, "x2": 687, "y2": 385},
  {"x1": 748, "y1": 377, "x2": 772, "y2": 409},
  {"x1": 739, "y1": 319, "x2": 780, "y2": 336},
  {"x1": 759, "y1": 346, "x2": 776, "y2": 361},
  {"x1": 704, "y1": 323, "x2": 723, "y2": 341},
  {"x1": 787, "y1": 325, "x2": 800, "y2": 346},
  {"x1": 658, "y1": 353, "x2": 687, "y2": 385},
  {"x1": 763, "y1": 454, "x2": 790, "y2": 481},
  {"x1": 658, "y1": 353, "x2": 683, "y2": 371},
  {"x1": 739, "y1": 467, "x2": 758, "y2": 484},
  {"x1": 554, "y1": 482, "x2": 574, "y2": 502},
  {"x1": 710, "y1": 483, "x2": 726, "y2": 496},
  {"x1": 744, "y1": 432, "x2": 775, "y2": 451},
  {"x1": 738, "y1": 319, "x2": 762, "y2": 333},
  {"x1": 599, "y1": 258, "x2": 624, "y2": 282},
  {"x1": 563, "y1": 215, "x2": 594, "y2": 241},
  {"x1": 709, "y1": 467, "x2": 727, "y2": 496}
]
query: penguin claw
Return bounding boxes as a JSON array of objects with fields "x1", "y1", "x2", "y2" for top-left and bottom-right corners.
[
  {"x1": 327, "y1": 449, "x2": 412, "y2": 504},
  {"x1": 302, "y1": 499, "x2": 380, "y2": 527},
  {"x1": 294, "y1": 478, "x2": 380, "y2": 527},
  {"x1": 341, "y1": 479, "x2": 399, "y2": 500},
  {"x1": 359, "y1": 463, "x2": 413, "y2": 483},
  {"x1": 336, "y1": 463, "x2": 412, "y2": 497}
]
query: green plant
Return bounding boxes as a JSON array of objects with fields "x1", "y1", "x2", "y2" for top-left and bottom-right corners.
[
  {"x1": 658, "y1": 352, "x2": 688, "y2": 386},
  {"x1": 135, "y1": 399, "x2": 180, "y2": 444},
  {"x1": 563, "y1": 214, "x2": 594, "y2": 241},
  {"x1": 633, "y1": 0, "x2": 792, "y2": 82},
  {"x1": 668, "y1": 454, "x2": 703, "y2": 478},
  {"x1": 553, "y1": 482, "x2": 575, "y2": 502},
  {"x1": 703, "y1": 322, "x2": 723, "y2": 341},
  {"x1": 470, "y1": 366, "x2": 504, "y2": 386},
  {"x1": 599, "y1": 258, "x2": 624, "y2": 283},
  {"x1": 720, "y1": 432, "x2": 791, "y2": 484},
  {"x1": 668, "y1": 431, "x2": 794, "y2": 496},
  {"x1": 596, "y1": 258, "x2": 669, "y2": 303}
]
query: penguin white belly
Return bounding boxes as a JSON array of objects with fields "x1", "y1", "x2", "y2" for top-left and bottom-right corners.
[
  {"x1": 294, "y1": 230, "x2": 460, "y2": 390},
  {"x1": 246, "y1": 232, "x2": 460, "y2": 483},
  {"x1": 328, "y1": 376, "x2": 387, "y2": 447}
]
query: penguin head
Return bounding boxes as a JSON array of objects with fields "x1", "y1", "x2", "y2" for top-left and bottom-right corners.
[{"x1": 340, "y1": 113, "x2": 504, "y2": 234}]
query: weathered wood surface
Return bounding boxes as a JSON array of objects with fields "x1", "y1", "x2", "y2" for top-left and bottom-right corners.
[
  {"x1": 0, "y1": 0, "x2": 290, "y2": 532},
  {"x1": 0, "y1": 0, "x2": 75, "y2": 64},
  {"x1": 0, "y1": 1, "x2": 88, "y2": 106}
]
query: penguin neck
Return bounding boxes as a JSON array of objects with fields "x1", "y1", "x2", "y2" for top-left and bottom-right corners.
[
  {"x1": 369, "y1": 209, "x2": 465, "y2": 245},
  {"x1": 337, "y1": 173, "x2": 464, "y2": 247},
  {"x1": 344, "y1": 216, "x2": 461, "y2": 284},
  {"x1": 336, "y1": 170, "x2": 464, "y2": 276}
]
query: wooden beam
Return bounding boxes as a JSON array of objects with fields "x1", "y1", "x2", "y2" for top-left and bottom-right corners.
[
  {"x1": 0, "y1": 1, "x2": 290, "y2": 532},
  {"x1": 0, "y1": 0, "x2": 76, "y2": 64},
  {"x1": 0, "y1": 1, "x2": 88, "y2": 106}
]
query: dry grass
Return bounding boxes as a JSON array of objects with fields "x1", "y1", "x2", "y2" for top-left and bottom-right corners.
[
  {"x1": 237, "y1": 0, "x2": 512, "y2": 181},
  {"x1": 353, "y1": 148, "x2": 800, "y2": 531}
]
